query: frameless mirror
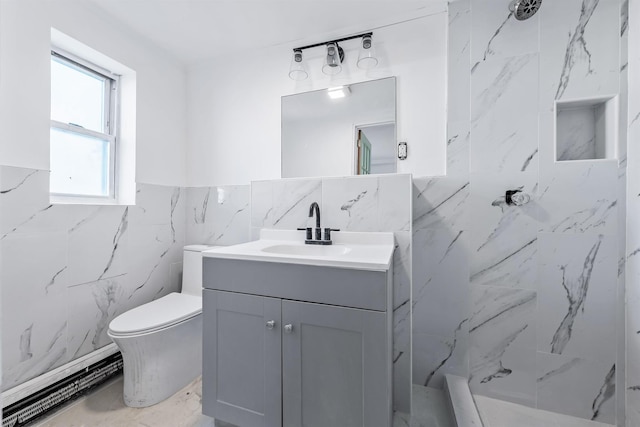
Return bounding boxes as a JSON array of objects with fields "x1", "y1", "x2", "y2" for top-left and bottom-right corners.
[{"x1": 281, "y1": 77, "x2": 396, "y2": 178}]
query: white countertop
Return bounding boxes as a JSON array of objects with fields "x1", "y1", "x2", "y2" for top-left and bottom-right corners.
[{"x1": 202, "y1": 229, "x2": 395, "y2": 271}]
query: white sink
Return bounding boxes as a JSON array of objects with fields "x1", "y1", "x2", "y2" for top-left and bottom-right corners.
[
  {"x1": 261, "y1": 243, "x2": 351, "y2": 257},
  {"x1": 202, "y1": 229, "x2": 395, "y2": 271}
]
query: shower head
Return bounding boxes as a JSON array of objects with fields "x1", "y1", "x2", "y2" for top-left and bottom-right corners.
[{"x1": 509, "y1": 0, "x2": 542, "y2": 21}]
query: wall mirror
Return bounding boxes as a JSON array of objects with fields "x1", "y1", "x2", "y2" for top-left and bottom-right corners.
[{"x1": 281, "y1": 77, "x2": 396, "y2": 178}]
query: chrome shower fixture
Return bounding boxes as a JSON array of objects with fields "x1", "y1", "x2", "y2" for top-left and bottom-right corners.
[{"x1": 509, "y1": 0, "x2": 542, "y2": 21}]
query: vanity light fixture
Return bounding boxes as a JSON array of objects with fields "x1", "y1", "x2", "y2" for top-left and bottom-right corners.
[
  {"x1": 357, "y1": 34, "x2": 378, "y2": 69},
  {"x1": 288, "y1": 48, "x2": 308, "y2": 81},
  {"x1": 322, "y1": 42, "x2": 344, "y2": 75},
  {"x1": 288, "y1": 32, "x2": 378, "y2": 80},
  {"x1": 327, "y1": 85, "x2": 351, "y2": 99}
]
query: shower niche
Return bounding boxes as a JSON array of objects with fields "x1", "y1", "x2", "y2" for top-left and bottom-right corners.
[{"x1": 555, "y1": 96, "x2": 618, "y2": 162}]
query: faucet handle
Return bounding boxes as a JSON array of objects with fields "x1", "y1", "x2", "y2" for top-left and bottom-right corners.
[
  {"x1": 323, "y1": 228, "x2": 340, "y2": 241},
  {"x1": 297, "y1": 227, "x2": 313, "y2": 240}
]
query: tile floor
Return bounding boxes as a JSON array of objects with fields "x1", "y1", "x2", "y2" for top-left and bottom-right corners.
[
  {"x1": 33, "y1": 376, "x2": 454, "y2": 427},
  {"x1": 34, "y1": 376, "x2": 212, "y2": 427},
  {"x1": 31, "y1": 375, "x2": 615, "y2": 427}
]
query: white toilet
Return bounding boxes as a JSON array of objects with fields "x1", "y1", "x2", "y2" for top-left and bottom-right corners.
[{"x1": 108, "y1": 245, "x2": 212, "y2": 407}]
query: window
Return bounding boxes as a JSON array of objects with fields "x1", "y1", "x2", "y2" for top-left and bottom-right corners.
[{"x1": 50, "y1": 49, "x2": 119, "y2": 200}]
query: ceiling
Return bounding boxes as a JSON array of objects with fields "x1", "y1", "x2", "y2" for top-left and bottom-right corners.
[{"x1": 87, "y1": 0, "x2": 446, "y2": 65}]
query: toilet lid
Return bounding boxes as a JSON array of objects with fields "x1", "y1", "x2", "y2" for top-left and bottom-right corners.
[{"x1": 109, "y1": 293, "x2": 202, "y2": 335}]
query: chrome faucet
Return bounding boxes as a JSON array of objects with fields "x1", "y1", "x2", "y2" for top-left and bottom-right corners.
[{"x1": 296, "y1": 202, "x2": 339, "y2": 245}]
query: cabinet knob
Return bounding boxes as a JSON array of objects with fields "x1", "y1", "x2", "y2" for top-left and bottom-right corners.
[
  {"x1": 284, "y1": 324, "x2": 294, "y2": 334},
  {"x1": 266, "y1": 320, "x2": 276, "y2": 330}
]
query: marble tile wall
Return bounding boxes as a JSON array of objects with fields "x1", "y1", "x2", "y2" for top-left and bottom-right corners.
[
  {"x1": 410, "y1": 0, "x2": 626, "y2": 424},
  {"x1": 185, "y1": 186, "x2": 251, "y2": 246},
  {"x1": 250, "y1": 174, "x2": 413, "y2": 414},
  {"x1": 625, "y1": 1, "x2": 640, "y2": 426},
  {"x1": 0, "y1": 166, "x2": 187, "y2": 390}
]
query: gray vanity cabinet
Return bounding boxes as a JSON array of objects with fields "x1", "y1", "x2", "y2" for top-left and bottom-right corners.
[
  {"x1": 202, "y1": 258, "x2": 393, "y2": 427},
  {"x1": 202, "y1": 290, "x2": 282, "y2": 427},
  {"x1": 281, "y1": 300, "x2": 388, "y2": 427}
]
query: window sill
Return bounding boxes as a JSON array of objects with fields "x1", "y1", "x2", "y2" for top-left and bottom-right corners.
[{"x1": 50, "y1": 195, "x2": 133, "y2": 206}]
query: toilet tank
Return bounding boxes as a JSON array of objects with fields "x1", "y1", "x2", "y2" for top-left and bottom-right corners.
[{"x1": 182, "y1": 245, "x2": 214, "y2": 296}]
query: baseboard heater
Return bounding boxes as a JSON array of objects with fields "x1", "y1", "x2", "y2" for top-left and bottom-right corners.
[{"x1": 2, "y1": 351, "x2": 123, "y2": 427}]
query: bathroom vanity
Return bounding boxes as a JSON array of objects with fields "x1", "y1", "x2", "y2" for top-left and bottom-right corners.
[{"x1": 201, "y1": 230, "x2": 394, "y2": 427}]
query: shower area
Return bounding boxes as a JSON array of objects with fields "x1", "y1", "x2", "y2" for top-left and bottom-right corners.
[{"x1": 410, "y1": 0, "x2": 636, "y2": 425}]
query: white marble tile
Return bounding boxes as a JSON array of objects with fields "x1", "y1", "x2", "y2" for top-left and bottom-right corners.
[
  {"x1": 67, "y1": 277, "x2": 126, "y2": 360},
  {"x1": 470, "y1": 107, "x2": 539, "y2": 174},
  {"x1": 471, "y1": 53, "x2": 538, "y2": 125},
  {"x1": 539, "y1": 0, "x2": 620, "y2": 111},
  {"x1": 536, "y1": 352, "x2": 616, "y2": 424},
  {"x1": 124, "y1": 224, "x2": 179, "y2": 311},
  {"x1": 67, "y1": 206, "x2": 129, "y2": 286},
  {"x1": 538, "y1": 160, "x2": 618, "y2": 234},
  {"x1": 1, "y1": 232, "x2": 69, "y2": 302},
  {"x1": 322, "y1": 176, "x2": 378, "y2": 231},
  {"x1": 413, "y1": 176, "x2": 468, "y2": 231},
  {"x1": 468, "y1": 286, "x2": 537, "y2": 406},
  {"x1": 393, "y1": 231, "x2": 412, "y2": 414},
  {"x1": 250, "y1": 226, "x2": 261, "y2": 241},
  {"x1": 470, "y1": 54, "x2": 539, "y2": 175},
  {"x1": 470, "y1": 0, "x2": 539, "y2": 67},
  {"x1": 537, "y1": 233, "x2": 617, "y2": 364},
  {"x1": 208, "y1": 185, "x2": 250, "y2": 245},
  {"x1": 130, "y1": 184, "x2": 180, "y2": 226},
  {"x1": 0, "y1": 167, "x2": 70, "y2": 238},
  {"x1": 447, "y1": 120, "x2": 470, "y2": 178},
  {"x1": 412, "y1": 228, "x2": 469, "y2": 338},
  {"x1": 186, "y1": 186, "x2": 213, "y2": 230},
  {"x1": 1, "y1": 167, "x2": 48, "y2": 236},
  {"x1": 627, "y1": 373, "x2": 640, "y2": 427},
  {"x1": 2, "y1": 305, "x2": 68, "y2": 390},
  {"x1": 448, "y1": 0, "x2": 471, "y2": 124},
  {"x1": 378, "y1": 174, "x2": 411, "y2": 232},
  {"x1": 1, "y1": 234, "x2": 69, "y2": 389},
  {"x1": 413, "y1": 332, "x2": 469, "y2": 389},
  {"x1": 0, "y1": 167, "x2": 116, "y2": 240},
  {"x1": 394, "y1": 231, "x2": 412, "y2": 312},
  {"x1": 249, "y1": 180, "x2": 272, "y2": 228},
  {"x1": 538, "y1": 111, "x2": 557, "y2": 168},
  {"x1": 251, "y1": 178, "x2": 323, "y2": 230},
  {"x1": 269, "y1": 178, "x2": 322, "y2": 229},
  {"x1": 628, "y1": 258, "x2": 640, "y2": 427},
  {"x1": 469, "y1": 172, "x2": 538, "y2": 289},
  {"x1": 186, "y1": 186, "x2": 250, "y2": 246}
]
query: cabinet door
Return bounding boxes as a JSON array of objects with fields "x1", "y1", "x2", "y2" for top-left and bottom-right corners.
[
  {"x1": 202, "y1": 290, "x2": 282, "y2": 427},
  {"x1": 282, "y1": 301, "x2": 389, "y2": 427}
]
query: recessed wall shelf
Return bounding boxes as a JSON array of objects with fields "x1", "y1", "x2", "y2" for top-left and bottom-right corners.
[{"x1": 555, "y1": 96, "x2": 618, "y2": 162}]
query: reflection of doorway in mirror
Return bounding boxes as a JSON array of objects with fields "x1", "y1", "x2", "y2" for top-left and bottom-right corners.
[{"x1": 355, "y1": 122, "x2": 396, "y2": 175}]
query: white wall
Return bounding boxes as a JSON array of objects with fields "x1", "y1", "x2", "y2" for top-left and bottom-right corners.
[
  {"x1": 0, "y1": 0, "x2": 188, "y2": 186},
  {"x1": 186, "y1": 13, "x2": 448, "y2": 186}
]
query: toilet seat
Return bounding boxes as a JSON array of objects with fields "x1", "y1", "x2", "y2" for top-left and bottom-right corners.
[{"x1": 109, "y1": 292, "x2": 202, "y2": 337}]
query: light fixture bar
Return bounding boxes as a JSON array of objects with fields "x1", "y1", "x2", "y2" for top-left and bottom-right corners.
[{"x1": 293, "y1": 32, "x2": 373, "y2": 52}]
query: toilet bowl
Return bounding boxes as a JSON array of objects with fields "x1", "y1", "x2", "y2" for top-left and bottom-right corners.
[{"x1": 108, "y1": 245, "x2": 212, "y2": 407}]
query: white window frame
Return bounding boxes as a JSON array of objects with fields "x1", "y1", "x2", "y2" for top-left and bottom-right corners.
[{"x1": 50, "y1": 47, "x2": 120, "y2": 202}]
